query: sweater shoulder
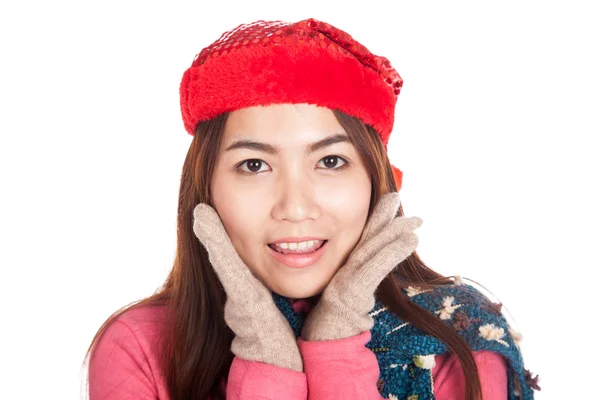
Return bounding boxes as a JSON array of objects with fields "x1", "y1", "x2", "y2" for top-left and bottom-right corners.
[
  {"x1": 88, "y1": 304, "x2": 170, "y2": 399},
  {"x1": 112, "y1": 303, "x2": 169, "y2": 336},
  {"x1": 91, "y1": 303, "x2": 169, "y2": 364}
]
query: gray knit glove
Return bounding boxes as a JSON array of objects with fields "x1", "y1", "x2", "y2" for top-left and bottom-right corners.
[
  {"x1": 192, "y1": 203, "x2": 303, "y2": 372},
  {"x1": 301, "y1": 192, "x2": 422, "y2": 341}
]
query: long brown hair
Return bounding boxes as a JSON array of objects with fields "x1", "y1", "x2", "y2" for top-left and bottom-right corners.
[{"x1": 84, "y1": 109, "x2": 483, "y2": 400}]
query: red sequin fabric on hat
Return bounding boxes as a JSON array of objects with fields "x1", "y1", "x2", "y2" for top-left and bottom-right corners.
[{"x1": 192, "y1": 18, "x2": 403, "y2": 97}]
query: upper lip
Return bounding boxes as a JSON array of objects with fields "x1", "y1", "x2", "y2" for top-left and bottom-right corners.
[{"x1": 269, "y1": 237, "x2": 326, "y2": 244}]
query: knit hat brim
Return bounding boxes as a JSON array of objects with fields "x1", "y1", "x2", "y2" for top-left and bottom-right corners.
[{"x1": 180, "y1": 39, "x2": 396, "y2": 144}]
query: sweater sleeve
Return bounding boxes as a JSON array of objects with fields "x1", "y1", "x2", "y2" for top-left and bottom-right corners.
[
  {"x1": 297, "y1": 330, "x2": 385, "y2": 399},
  {"x1": 226, "y1": 357, "x2": 307, "y2": 400},
  {"x1": 298, "y1": 331, "x2": 509, "y2": 400}
]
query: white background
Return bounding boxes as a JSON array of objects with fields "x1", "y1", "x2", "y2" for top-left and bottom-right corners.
[{"x1": 1, "y1": 1, "x2": 598, "y2": 399}]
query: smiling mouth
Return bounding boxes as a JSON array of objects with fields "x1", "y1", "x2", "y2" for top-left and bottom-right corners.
[{"x1": 268, "y1": 240, "x2": 328, "y2": 255}]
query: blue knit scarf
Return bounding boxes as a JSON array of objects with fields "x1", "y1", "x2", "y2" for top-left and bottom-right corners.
[{"x1": 272, "y1": 282, "x2": 537, "y2": 399}]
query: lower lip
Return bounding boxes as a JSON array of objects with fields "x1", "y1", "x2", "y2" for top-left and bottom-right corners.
[{"x1": 267, "y1": 241, "x2": 328, "y2": 268}]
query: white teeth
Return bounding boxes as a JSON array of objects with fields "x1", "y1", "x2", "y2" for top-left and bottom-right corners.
[{"x1": 275, "y1": 240, "x2": 318, "y2": 250}]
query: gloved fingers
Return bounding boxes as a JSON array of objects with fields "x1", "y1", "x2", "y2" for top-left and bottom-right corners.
[
  {"x1": 193, "y1": 203, "x2": 304, "y2": 371},
  {"x1": 345, "y1": 215, "x2": 423, "y2": 273},
  {"x1": 192, "y1": 203, "x2": 267, "y2": 299},
  {"x1": 354, "y1": 231, "x2": 420, "y2": 292},
  {"x1": 193, "y1": 203, "x2": 230, "y2": 246},
  {"x1": 355, "y1": 192, "x2": 401, "y2": 250}
]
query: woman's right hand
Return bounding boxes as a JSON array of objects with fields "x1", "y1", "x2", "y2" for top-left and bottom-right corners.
[{"x1": 192, "y1": 203, "x2": 303, "y2": 372}]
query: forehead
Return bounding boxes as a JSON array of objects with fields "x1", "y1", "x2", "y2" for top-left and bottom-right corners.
[{"x1": 223, "y1": 103, "x2": 345, "y2": 139}]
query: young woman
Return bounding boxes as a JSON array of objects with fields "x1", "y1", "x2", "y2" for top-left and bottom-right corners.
[{"x1": 85, "y1": 18, "x2": 538, "y2": 400}]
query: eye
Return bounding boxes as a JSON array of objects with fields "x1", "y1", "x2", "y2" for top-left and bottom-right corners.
[
  {"x1": 236, "y1": 159, "x2": 270, "y2": 175},
  {"x1": 235, "y1": 155, "x2": 348, "y2": 176},
  {"x1": 317, "y1": 155, "x2": 348, "y2": 170}
]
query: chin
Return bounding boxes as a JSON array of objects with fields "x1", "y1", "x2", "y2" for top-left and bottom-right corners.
[{"x1": 272, "y1": 282, "x2": 325, "y2": 300}]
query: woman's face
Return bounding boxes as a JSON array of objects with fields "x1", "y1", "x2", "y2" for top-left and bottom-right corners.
[{"x1": 210, "y1": 103, "x2": 372, "y2": 299}]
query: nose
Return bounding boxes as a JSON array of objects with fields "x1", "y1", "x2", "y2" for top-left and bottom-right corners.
[{"x1": 271, "y1": 170, "x2": 321, "y2": 223}]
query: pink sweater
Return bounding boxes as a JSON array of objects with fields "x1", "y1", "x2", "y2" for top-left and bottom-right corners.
[{"x1": 88, "y1": 303, "x2": 507, "y2": 399}]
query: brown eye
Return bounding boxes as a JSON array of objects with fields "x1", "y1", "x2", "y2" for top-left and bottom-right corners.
[
  {"x1": 246, "y1": 160, "x2": 262, "y2": 172},
  {"x1": 318, "y1": 155, "x2": 347, "y2": 170},
  {"x1": 237, "y1": 159, "x2": 270, "y2": 175}
]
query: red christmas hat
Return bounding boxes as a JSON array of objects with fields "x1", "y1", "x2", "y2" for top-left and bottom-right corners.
[{"x1": 179, "y1": 18, "x2": 403, "y2": 191}]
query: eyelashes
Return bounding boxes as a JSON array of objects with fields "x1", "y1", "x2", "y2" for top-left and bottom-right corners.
[{"x1": 235, "y1": 155, "x2": 349, "y2": 176}]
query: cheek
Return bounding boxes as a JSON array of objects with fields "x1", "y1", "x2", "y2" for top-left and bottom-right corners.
[
  {"x1": 212, "y1": 183, "x2": 264, "y2": 249},
  {"x1": 319, "y1": 177, "x2": 371, "y2": 223},
  {"x1": 318, "y1": 178, "x2": 371, "y2": 256}
]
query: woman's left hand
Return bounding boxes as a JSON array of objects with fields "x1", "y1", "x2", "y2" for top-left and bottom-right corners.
[{"x1": 301, "y1": 192, "x2": 422, "y2": 341}]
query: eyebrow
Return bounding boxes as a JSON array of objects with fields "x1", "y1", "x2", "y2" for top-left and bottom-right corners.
[{"x1": 224, "y1": 133, "x2": 351, "y2": 155}]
